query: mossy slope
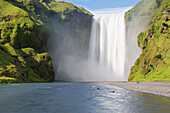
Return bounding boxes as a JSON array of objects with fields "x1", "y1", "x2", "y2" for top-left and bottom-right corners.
[
  {"x1": 0, "y1": 0, "x2": 92, "y2": 83},
  {"x1": 0, "y1": 43, "x2": 54, "y2": 83},
  {"x1": 125, "y1": 0, "x2": 166, "y2": 27},
  {"x1": 128, "y1": 0, "x2": 170, "y2": 82}
]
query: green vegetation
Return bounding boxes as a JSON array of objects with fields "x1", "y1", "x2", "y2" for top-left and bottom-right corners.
[
  {"x1": 0, "y1": 43, "x2": 54, "y2": 83},
  {"x1": 0, "y1": 76, "x2": 18, "y2": 84},
  {"x1": 125, "y1": 0, "x2": 169, "y2": 27},
  {"x1": 0, "y1": 0, "x2": 92, "y2": 83},
  {"x1": 128, "y1": 0, "x2": 170, "y2": 82},
  {"x1": 49, "y1": 1, "x2": 92, "y2": 17}
]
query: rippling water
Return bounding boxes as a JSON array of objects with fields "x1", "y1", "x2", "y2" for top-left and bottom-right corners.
[{"x1": 0, "y1": 82, "x2": 170, "y2": 113}]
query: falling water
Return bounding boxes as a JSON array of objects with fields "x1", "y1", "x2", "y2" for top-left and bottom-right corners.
[{"x1": 89, "y1": 14, "x2": 126, "y2": 81}]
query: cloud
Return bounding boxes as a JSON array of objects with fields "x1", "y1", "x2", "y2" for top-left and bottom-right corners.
[{"x1": 91, "y1": 7, "x2": 132, "y2": 16}]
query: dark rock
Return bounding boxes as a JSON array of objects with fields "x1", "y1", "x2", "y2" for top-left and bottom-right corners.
[
  {"x1": 159, "y1": 27, "x2": 164, "y2": 33},
  {"x1": 109, "y1": 91, "x2": 115, "y2": 93},
  {"x1": 148, "y1": 29, "x2": 153, "y2": 38},
  {"x1": 164, "y1": 16, "x2": 169, "y2": 21},
  {"x1": 167, "y1": 9, "x2": 170, "y2": 12},
  {"x1": 11, "y1": 55, "x2": 18, "y2": 59},
  {"x1": 142, "y1": 47, "x2": 146, "y2": 50},
  {"x1": 162, "y1": 23, "x2": 167, "y2": 27},
  {"x1": 142, "y1": 66, "x2": 151, "y2": 74}
]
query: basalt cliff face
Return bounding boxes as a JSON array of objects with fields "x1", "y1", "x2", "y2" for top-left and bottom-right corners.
[
  {"x1": 0, "y1": 0, "x2": 92, "y2": 83},
  {"x1": 126, "y1": 0, "x2": 170, "y2": 82}
]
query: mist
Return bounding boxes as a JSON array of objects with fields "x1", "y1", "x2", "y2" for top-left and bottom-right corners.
[
  {"x1": 47, "y1": 22, "x2": 113, "y2": 81},
  {"x1": 47, "y1": 0, "x2": 154, "y2": 82},
  {"x1": 124, "y1": 0, "x2": 156, "y2": 79}
]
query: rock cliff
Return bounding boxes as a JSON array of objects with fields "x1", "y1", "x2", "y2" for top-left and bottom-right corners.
[
  {"x1": 0, "y1": 0, "x2": 92, "y2": 83},
  {"x1": 126, "y1": 0, "x2": 170, "y2": 82}
]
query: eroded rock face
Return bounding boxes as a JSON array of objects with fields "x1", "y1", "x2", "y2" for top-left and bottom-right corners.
[
  {"x1": 48, "y1": 1, "x2": 92, "y2": 57},
  {"x1": 0, "y1": 0, "x2": 92, "y2": 83},
  {"x1": 127, "y1": 0, "x2": 170, "y2": 82}
]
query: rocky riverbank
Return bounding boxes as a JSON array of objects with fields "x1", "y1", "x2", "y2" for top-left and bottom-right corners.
[{"x1": 98, "y1": 82, "x2": 170, "y2": 98}]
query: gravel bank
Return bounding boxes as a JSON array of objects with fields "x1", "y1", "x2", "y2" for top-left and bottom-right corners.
[{"x1": 98, "y1": 82, "x2": 170, "y2": 98}]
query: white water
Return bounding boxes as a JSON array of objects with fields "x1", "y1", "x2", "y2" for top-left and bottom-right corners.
[{"x1": 89, "y1": 14, "x2": 126, "y2": 81}]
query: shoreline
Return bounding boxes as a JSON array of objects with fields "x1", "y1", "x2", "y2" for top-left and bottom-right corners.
[{"x1": 97, "y1": 81, "x2": 170, "y2": 98}]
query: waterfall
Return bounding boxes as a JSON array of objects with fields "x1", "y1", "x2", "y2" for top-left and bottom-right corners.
[{"x1": 89, "y1": 14, "x2": 126, "y2": 81}]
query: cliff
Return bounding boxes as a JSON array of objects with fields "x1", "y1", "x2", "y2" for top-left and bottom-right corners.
[
  {"x1": 125, "y1": 0, "x2": 168, "y2": 27},
  {"x1": 0, "y1": 0, "x2": 92, "y2": 83},
  {"x1": 127, "y1": 0, "x2": 170, "y2": 82}
]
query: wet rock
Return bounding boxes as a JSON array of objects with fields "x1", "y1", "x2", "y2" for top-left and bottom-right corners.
[
  {"x1": 162, "y1": 23, "x2": 167, "y2": 27},
  {"x1": 109, "y1": 91, "x2": 115, "y2": 93}
]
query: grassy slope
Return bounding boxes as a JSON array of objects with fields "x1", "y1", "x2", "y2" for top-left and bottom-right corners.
[
  {"x1": 128, "y1": 0, "x2": 170, "y2": 82},
  {"x1": 0, "y1": 0, "x2": 48, "y2": 51},
  {"x1": 49, "y1": 1, "x2": 92, "y2": 16},
  {"x1": 0, "y1": 43, "x2": 52, "y2": 83},
  {"x1": 125, "y1": 0, "x2": 165, "y2": 27},
  {"x1": 0, "y1": 0, "x2": 92, "y2": 83}
]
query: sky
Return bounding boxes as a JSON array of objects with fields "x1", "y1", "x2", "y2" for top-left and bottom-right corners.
[{"x1": 56, "y1": 0, "x2": 142, "y2": 10}]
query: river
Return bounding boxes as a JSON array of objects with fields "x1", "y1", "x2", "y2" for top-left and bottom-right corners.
[{"x1": 0, "y1": 82, "x2": 170, "y2": 113}]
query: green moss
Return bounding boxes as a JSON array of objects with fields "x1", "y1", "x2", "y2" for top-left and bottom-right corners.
[
  {"x1": 0, "y1": 0, "x2": 51, "y2": 51},
  {"x1": 0, "y1": 43, "x2": 54, "y2": 83},
  {"x1": 0, "y1": 0, "x2": 92, "y2": 83},
  {"x1": 125, "y1": 0, "x2": 169, "y2": 27},
  {"x1": 128, "y1": 1, "x2": 170, "y2": 82},
  {"x1": 22, "y1": 48, "x2": 36, "y2": 56},
  {"x1": 49, "y1": 1, "x2": 92, "y2": 16},
  {"x1": 10, "y1": 24, "x2": 25, "y2": 49},
  {"x1": 0, "y1": 76, "x2": 18, "y2": 84}
]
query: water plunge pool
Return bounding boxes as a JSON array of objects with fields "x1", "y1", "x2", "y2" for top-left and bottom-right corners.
[{"x1": 0, "y1": 82, "x2": 170, "y2": 113}]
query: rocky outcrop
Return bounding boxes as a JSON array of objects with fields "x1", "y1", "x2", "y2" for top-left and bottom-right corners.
[
  {"x1": 0, "y1": 0, "x2": 92, "y2": 83},
  {"x1": 125, "y1": 0, "x2": 166, "y2": 28},
  {"x1": 47, "y1": 1, "x2": 92, "y2": 56},
  {"x1": 127, "y1": 0, "x2": 170, "y2": 82}
]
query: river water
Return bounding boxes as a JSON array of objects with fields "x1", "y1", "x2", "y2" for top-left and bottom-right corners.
[{"x1": 0, "y1": 82, "x2": 170, "y2": 113}]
